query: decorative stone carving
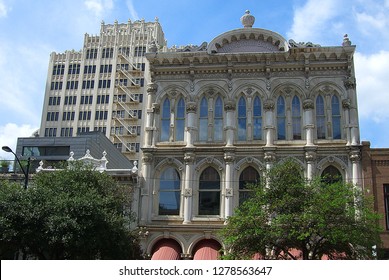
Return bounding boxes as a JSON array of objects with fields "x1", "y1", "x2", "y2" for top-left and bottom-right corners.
[
  {"x1": 240, "y1": 10, "x2": 255, "y2": 28},
  {"x1": 303, "y1": 99, "x2": 314, "y2": 110},
  {"x1": 305, "y1": 151, "x2": 317, "y2": 162},
  {"x1": 349, "y1": 150, "x2": 361, "y2": 162},
  {"x1": 342, "y1": 98, "x2": 351, "y2": 109},
  {"x1": 264, "y1": 152, "x2": 276, "y2": 163},
  {"x1": 186, "y1": 102, "x2": 197, "y2": 113},
  {"x1": 263, "y1": 99, "x2": 275, "y2": 111},
  {"x1": 147, "y1": 83, "x2": 158, "y2": 94},
  {"x1": 344, "y1": 77, "x2": 356, "y2": 90},
  {"x1": 138, "y1": 227, "x2": 149, "y2": 239},
  {"x1": 225, "y1": 188, "x2": 233, "y2": 197},
  {"x1": 152, "y1": 103, "x2": 160, "y2": 114},
  {"x1": 142, "y1": 153, "x2": 154, "y2": 163},
  {"x1": 184, "y1": 152, "x2": 196, "y2": 163},
  {"x1": 289, "y1": 39, "x2": 321, "y2": 48},
  {"x1": 183, "y1": 188, "x2": 193, "y2": 197},
  {"x1": 342, "y1": 34, "x2": 352, "y2": 47},
  {"x1": 224, "y1": 152, "x2": 236, "y2": 163},
  {"x1": 224, "y1": 101, "x2": 236, "y2": 111}
]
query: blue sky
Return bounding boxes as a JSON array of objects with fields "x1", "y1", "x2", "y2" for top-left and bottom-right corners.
[{"x1": 0, "y1": 0, "x2": 388, "y2": 159}]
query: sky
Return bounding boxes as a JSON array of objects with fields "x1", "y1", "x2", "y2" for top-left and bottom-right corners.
[{"x1": 0, "y1": 0, "x2": 388, "y2": 159}]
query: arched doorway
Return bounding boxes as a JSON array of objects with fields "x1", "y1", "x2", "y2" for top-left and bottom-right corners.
[
  {"x1": 151, "y1": 239, "x2": 182, "y2": 260},
  {"x1": 192, "y1": 239, "x2": 222, "y2": 260}
]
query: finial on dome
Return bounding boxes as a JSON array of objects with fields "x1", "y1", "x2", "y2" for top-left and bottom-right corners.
[{"x1": 240, "y1": 10, "x2": 255, "y2": 28}]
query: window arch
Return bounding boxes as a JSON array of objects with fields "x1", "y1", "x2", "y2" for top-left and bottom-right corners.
[
  {"x1": 292, "y1": 95, "x2": 301, "y2": 140},
  {"x1": 253, "y1": 96, "x2": 262, "y2": 140},
  {"x1": 321, "y1": 165, "x2": 342, "y2": 184},
  {"x1": 214, "y1": 97, "x2": 223, "y2": 141},
  {"x1": 331, "y1": 95, "x2": 341, "y2": 139},
  {"x1": 159, "y1": 167, "x2": 181, "y2": 215},
  {"x1": 199, "y1": 97, "x2": 208, "y2": 141},
  {"x1": 238, "y1": 96, "x2": 247, "y2": 141},
  {"x1": 239, "y1": 166, "x2": 260, "y2": 205},
  {"x1": 161, "y1": 98, "x2": 170, "y2": 141},
  {"x1": 199, "y1": 167, "x2": 220, "y2": 215},
  {"x1": 176, "y1": 98, "x2": 185, "y2": 141},
  {"x1": 316, "y1": 95, "x2": 326, "y2": 139},
  {"x1": 277, "y1": 96, "x2": 286, "y2": 140}
]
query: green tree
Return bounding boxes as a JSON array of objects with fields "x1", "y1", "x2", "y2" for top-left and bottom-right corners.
[
  {"x1": 220, "y1": 159, "x2": 382, "y2": 260},
  {"x1": 0, "y1": 162, "x2": 142, "y2": 259}
]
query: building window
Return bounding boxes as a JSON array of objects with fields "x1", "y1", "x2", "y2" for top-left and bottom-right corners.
[
  {"x1": 86, "y1": 48, "x2": 98, "y2": 59},
  {"x1": 99, "y1": 64, "x2": 112, "y2": 73},
  {"x1": 48, "y1": 96, "x2": 61, "y2": 106},
  {"x1": 134, "y1": 46, "x2": 146, "y2": 57},
  {"x1": 79, "y1": 111, "x2": 91, "y2": 121},
  {"x1": 50, "y1": 82, "x2": 63, "y2": 91},
  {"x1": 214, "y1": 97, "x2": 223, "y2": 141},
  {"x1": 384, "y1": 185, "x2": 389, "y2": 230},
  {"x1": 331, "y1": 95, "x2": 341, "y2": 139},
  {"x1": 253, "y1": 96, "x2": 262, "y2": 140},
  {"x1": 199, "y1": 167, "x2": 220, "y2": 215},
  {"x1": 84, "y1": 65, "x2": 96, "y2": 74},
  {"x1": 80, "y1": 95, "x2": 93, "y2": 105},
  {"x1": 199, "y1": 97, "x2": 208, "y2": 141},
  {"x1": 52, "y1": 65, "x2": 64, "y2": 75},
  {"x1": 292, "y1": 95, "x2": 302, "y2": 140},
  {"x1": 277, "y1": 96, "x2": 286, "y2": 140},
  {"x1": 68, "y1": 64, "x2": 80, "y2": 75},
  {"x1": 46, "y1": 112, "x2": 59, "y2": 122},
  {"x1": 101, "y1": 48, "x2": 113, "y2": 59},
  {"x1": 161, "y1": 98, "x2": 170, "y2": 142},
  {"x1": 239, "y1": 166, "x2": 259, "y2": 205},
  {"x1": 98, "y1": 79, "x2": 111, "y2": 89},
  {"x1": 176, "y1": 98, "x2": 185, "y2": 141},
  {"x1": 316, "y1": 95, "x2": 326, "y2": 139},
  {"x1": 321, "y1": 165, "x2": 342, "y2": 184},
  {"x1": 44, "y1": 128, "x2": 57, "y2": 137},
  {"x1": 159, "y1": 168, "x2": 181, "y2": 215},
  {"x1": 82, "y1": 80, "x2": 94, "y2": 89},
  {"x1": 238, "y1": 96, "x2": 247, "y2": 141}
]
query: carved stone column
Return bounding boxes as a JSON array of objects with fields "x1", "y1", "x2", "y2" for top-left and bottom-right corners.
[
  {"x1": 224, "y1": 150, "x2": 235, "y2": 221},
  {"x1": 186, "y1": 102, "x2": 197, "y2": 147},
  {"x1": 224, "y1": 101, "x2": 236, "y2": 147},
  {"x1": 264, "y1": 99, "x2": 275, "y2": 146},
  {"x1": 140, "y1": 152, "x2": 154, "y2": 224},
  {"x1": 183, "y1": 151, "x2": 195, "y2": 224},
  {"x1": 303, "y1": 98, "x2": 315, "y2": 146},
  {"x1": 305, "y1": 149, "x2": 317, "y2": 180},
  {"x1": 342, "y1": 98, "x2": 351, "y2": 145},
  {"x1": 349, "y1": 148, "x2": 362, "y2": 189},
  {"x1": 344, "y1": 78, "x2": 360, "y2": 145},
  {"x1": 264, "y1": 150, "x2": 276, "y2": 188},
  {"x1": 145, "y1": 83, "x2": 158, "y2": 147}
]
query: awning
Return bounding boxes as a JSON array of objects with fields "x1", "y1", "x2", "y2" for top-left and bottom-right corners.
[
  {"x1": 193, "y1": 240, "x2": 221, "y2": 260},
  {"x1": 151, "y1": 239, "x2": 182, "y2": 260}
]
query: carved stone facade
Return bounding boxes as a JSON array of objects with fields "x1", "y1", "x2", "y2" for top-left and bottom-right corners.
[{"x1": 138, "y1": 11, "x2": 362, "y2": 259}]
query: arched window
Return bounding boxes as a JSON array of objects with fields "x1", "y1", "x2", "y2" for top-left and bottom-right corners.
[
  {"x1": 199, "y1": 97, "x2": 208, "y2": 141},
  {"x1": 175, "y1": 98, "x2": 185, "y2": 141},
  {"x1": 277, "y1": 96, "x2": 286, "y2": 140},
  {"x1": 321, "y1": 165, "x2": 342, "y2": 184},
  {"x1": 199, "y1": 167, "x2": 220, "y2": 215},
  {"x1": 214, "y1": 97, "x2": 223, "y2": 141},
  {"x1": 239, "y1": 166, "x2": 259, "y2": 205},
  {"x1": 316, "y1": 95, "x2": 326, "y2": 139},
  {"x1": 159, "y1": 167, "x2": 181, "y2": 215},
  {"x1": 292, "y1": 96, "x2": 301, "y2": 140},
  {"x1": 238, "y1": 96, "x2": 247, "y2": 141},
  {"x1": 331, "y1": 95, "x2": 341, "y2": 139},
  {"x1": 253, "y1": 96, "x2": 262, "y2": 140},
  {"x1": 161, "y1": 98, "x2": 170, "y2": 141}
]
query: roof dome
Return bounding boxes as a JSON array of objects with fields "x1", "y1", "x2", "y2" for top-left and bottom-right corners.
[{"x1": 240, "y1": 10, "x2": 255, "y2": 28}]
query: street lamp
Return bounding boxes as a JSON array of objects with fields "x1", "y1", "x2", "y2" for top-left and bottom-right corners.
[{"x1": 2, "y1": 146, "x2": 30, "y2": 189}]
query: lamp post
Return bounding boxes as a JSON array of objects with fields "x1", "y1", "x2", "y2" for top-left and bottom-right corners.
[{"x1": 2, "y1": 146, "x2": 30, "y2": 189}]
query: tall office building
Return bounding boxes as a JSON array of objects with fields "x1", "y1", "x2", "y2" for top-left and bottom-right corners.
[{"x1": 39, "y1": 18, "x2": 166, "y2": 162}]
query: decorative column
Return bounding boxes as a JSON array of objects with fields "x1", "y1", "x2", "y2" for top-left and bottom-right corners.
[
  {"x1": 186, "y1": 102, "x2": 197, "y2": 147},
  {"x1": 145, "y1": 83, "x2": 158, "y2": 148},
  {"x1": 344, "y1": 78, "x2": 360, "y2": 145},
  {"x1": 349, "y1": 148, "x2": 362, "y2": 189},
  {"x1": 264, "y1": 150, "x2": 276, "y2": 188},
  {"x1": 264, "y1": 99, "x2": 275, "y2": 147},
  {"x1": 183, "y1": 151, "x2": 195, "y2": 224},
  {"x1": 342, "y1": 98, "x2": 351, "y2": 145},
  {"x1": 224, "y1": 101, "x2": 236, "y2": 147},
  {"x1": 303, "y1": 98, "x2": 315, "y2": 146},
  {"x1": 224, "y1": 149, "x2": 236, "y2": 221},
  {"x1": 140, "y1": 152, "x2": 154, "y2": 224},
  {"x1": 305, "y1": 149, "x2": 317, "y2": 180}
]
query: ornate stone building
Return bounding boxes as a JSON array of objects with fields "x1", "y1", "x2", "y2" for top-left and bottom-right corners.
[{"x1": 138, "y1": 11, "x2": 362, "y2": 259}]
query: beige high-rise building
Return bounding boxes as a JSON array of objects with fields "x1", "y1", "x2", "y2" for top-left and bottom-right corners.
[{"x1": 39, "y1": 18, "x2": 166, "y2": 162}]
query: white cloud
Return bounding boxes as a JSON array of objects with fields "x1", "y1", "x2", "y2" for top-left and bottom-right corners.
[
  {"x1": 354, "y1": 50, "x2": 389, "y2": 122},
  {"x1": 287, "y1": 0, "x2": 340, "y2": 42},
  {"x1": 84, "y1": 0, "x2": 114, "y2": 17},
  {"x1": 0, "y1": 0, "x2": 8, "y2": 18},
  {"x1": 126, "y1": 0, "x2": 139, "y2": 20},
  {"x1": 0, "y1": 123, "x2": 38, "y2": 160}
]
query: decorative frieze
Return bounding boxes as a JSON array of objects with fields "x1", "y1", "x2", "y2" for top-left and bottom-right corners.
[
  {"x1": 263, "y1": 99, "x2": 275, "y2": 111},
  {"x1": 186, "y1": 102, "x2": 197, "y2": 113},
  {"x1": 303, "y1": 99, "x2": 314, "y2": 110}
]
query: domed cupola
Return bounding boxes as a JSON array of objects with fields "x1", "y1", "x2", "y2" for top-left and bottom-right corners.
[{"x1": 240, "y1": 10, "x2": 255, "y2": 28}]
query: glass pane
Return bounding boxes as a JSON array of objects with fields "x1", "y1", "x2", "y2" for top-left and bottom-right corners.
[
  {"x1": 214, "y1": 119, "x2": 223, "y2": 141},
  {"x1": 160, "y1": 168, "x2": 180, "y2": 190},
  {"x1": 161, "y1": 120, "x2": 170, "y2": 141},
  {"x1": 321, "y1": 165, "x2": 342, "y2": 184},
  {"x1": 199, "y1": 119, "x2": 208, "y2": 141},
  {"x1": 316, "y1": 95, "x2": 325, "y2": 116},
  {"x1": 238, "y1": 97, "x2": 246, "y2": 117},
  {"x1": 253, "y1": 96, "x2": 261, "y2": 116},
  {"x1": 333, "y1": 116, "x2": 341, "y2": 139},
  {"x1": 292, "y1": 96, "x2": 300, "y2": 117},
  {"x1": 200, "y1": 97, "x2": 208, "y2": 117},
  {"x1": 162, "y1": 99, "x2": 170, "y2": 118},
  {"x1": 176, "y1": 119, "x2": 185, "y2": 141},
  {"x1": 159, "y1": 192, "x2": 180, "y2": 215},
  {"x1": 238, "y1": 119, "x2": 246, "y2": 141},
  {"x1": 199, "y1": 191, "x2": 220, "y2": 215},
  {"x1": 317, "y1": 116, "x2": 326, "y2": 139},
  {"x1": 253, "y1": 117, "x2": 262, "y2": 140},
  {"x1": 331, "y1": 95, "x2": 340, "y2": 115},
  {"x1": 177, "y1": 98, "x2": 185, "y2": 118},
  {"x1": 199, "y1": 167, "x2": 220, "y2": 189},
  {"x1": 277, "y1": 117, "x2": 286, "y2": 140},
  {"x1": 214, "y1": 97, "x2": 223, "y2": 117},
  {"x1": 277, "y1": 96, "x2": 285, "y2": 116}
]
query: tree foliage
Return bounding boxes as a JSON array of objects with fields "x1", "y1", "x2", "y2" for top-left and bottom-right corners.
[
  {"x1": 0, "y1": 162, "x2": 142, "y2": 259},
  {"x1": 220, "y1": 159, "x2": 382, "y2": 260}
]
